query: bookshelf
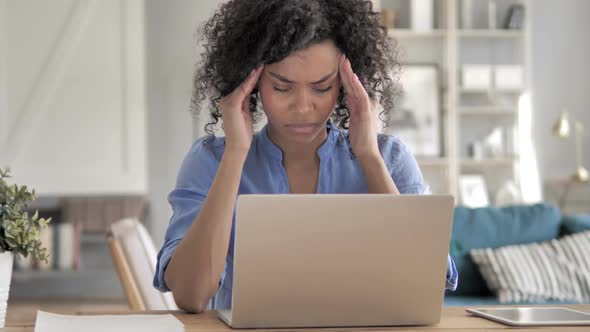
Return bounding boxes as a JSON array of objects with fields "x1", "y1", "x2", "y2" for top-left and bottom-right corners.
[
  {"x1": 9, "y1": 197, "x2": 144, "y2": 300},
  {"x1": 11, "y1": 233, "x2": 123, "y2": 300},
  {"x1": 379, "y1": 0, "x2": 529, "y2": 205}
]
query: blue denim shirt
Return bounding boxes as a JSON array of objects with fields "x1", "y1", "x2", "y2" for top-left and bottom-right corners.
[{"x1": 154, "y1": 122, "x2": 458, "y2": 309}]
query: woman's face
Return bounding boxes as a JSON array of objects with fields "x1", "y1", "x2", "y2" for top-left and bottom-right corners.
[{"x1": 258, "y1": 40, "x2": 341, "y2": 145}]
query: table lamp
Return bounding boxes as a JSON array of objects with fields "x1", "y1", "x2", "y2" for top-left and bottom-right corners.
[{"x1": 552, "y1": 111, "x2": 588, "y2": 182}]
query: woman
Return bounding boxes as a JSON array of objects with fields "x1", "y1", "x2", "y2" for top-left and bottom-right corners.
[{"x1": 154, "y1": 0, "x2": 458, "y2": 313}]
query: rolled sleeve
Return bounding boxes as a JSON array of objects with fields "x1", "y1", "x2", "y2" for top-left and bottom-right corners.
[
  {"x1": 154, "y1": 239, "x2": 182, "y2": 292},
  {"x1": 445, "y1": 254, "x2": 459, "y2": 291},
  {"x1": 382, "y1": 136, "x2": 430, "y2": 195},
  {"x1": 153, "y1": 138, "x2": 222, "y2": 292}
]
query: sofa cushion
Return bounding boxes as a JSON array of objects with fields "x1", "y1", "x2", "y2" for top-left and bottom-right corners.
[
  {"x1": 562, "y1": 214, "x2": 590, "y2": 235},
  {"x1": 444, "y1": 296, "x2": 506, "y2": 307},
  {"x1": 449, "y1": 203, "x2": 561, "y2": 296},
  {"x1": 470, "y1": 230, "x2": 590, "y2": 304}
]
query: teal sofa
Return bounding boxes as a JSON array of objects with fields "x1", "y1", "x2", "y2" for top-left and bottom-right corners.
[{"x1": 443, "y1": 203, "x2": 590, "y2": 306}]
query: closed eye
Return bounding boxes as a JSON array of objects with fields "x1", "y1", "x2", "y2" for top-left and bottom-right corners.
[
  {"x1": 314, "y1": 86, "x2": 332, "y2": 93},
  {"x1": 273, "y1": 86, "x2": 290, "y2": 93}
]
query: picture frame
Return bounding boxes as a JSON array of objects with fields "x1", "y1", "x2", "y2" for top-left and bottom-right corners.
[
  {"x1": 459, "y1": 174, "x2": 490, "y2": 207},
  {"x1": 386, "y1": 64, "x2": 441, "y2": 157}
]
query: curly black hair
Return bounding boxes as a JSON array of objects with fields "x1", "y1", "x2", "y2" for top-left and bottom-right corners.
[{"x1": 191, "y1": 0, "x2": 400, "y2": 136}]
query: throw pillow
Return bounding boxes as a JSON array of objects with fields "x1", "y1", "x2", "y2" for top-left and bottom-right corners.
[
  {"x1": 450, "y1": 203, "x2": 561, "y2": 296},
  {"x1": 470, "y1": 230, "x2": 590, "y2": 303},
  {"x1": 562, "y1": 214, "x2": 590, "y2": 235}
]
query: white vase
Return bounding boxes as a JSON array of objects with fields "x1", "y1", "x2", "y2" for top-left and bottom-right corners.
[
  {"x1": 495, "y1": 180, "x2": 522, "y2": 207},
  {"x1": 0, "y1": 252, "x2": 14, "y2": 328}
]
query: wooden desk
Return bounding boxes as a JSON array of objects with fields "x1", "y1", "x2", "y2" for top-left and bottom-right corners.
[{"x1": 3, "y1": 303, "x2": 590, "y2": 331}]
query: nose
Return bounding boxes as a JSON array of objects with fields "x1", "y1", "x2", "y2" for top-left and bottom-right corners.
[{"x1": 291, "y1": 88, "x2": 313, "y2": 114}]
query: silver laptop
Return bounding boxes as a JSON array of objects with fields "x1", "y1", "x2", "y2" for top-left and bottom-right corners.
[{"x1": 217, "y1": 194, "x2": 455, "y2": 328}]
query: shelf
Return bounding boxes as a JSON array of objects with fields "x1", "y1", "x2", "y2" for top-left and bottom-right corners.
[
  {"x1": 388, "y1": 29, "x2": 446, "y2": 39},
  {"x1": 389, "y1": 29, "x2": 522, "y2": 39},
  {"x1": 544, "y1": 177, "x2": 590, "y2": 186},
  {"x1": 417, "y1": 158, "x2": 449, "y2": 167},
  {"x1": 461, "y1": 157, "x2": 518, "y2": 167},
  {"x1": 12, "y1": 269, "x2": 110, "y2": 281},
  {"x1": 11, "y1": 269, "x2": 123, "y2": 300},
  {"x1": 81, "y1": 233, "x2": 108, "y2": 244},
  {"x1": 460, "y1": 87, "x2": 523, "y2": 94},
  {"x1": 460, "y1": 107, "x2": 517, "y2": 116},
  {"x1": 458, "y1": 29, "x2": 523, "y2": 38}
]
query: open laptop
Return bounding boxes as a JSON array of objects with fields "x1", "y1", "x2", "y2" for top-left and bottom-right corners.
[{"x1": 217, "y1": 194, "x2": 455, "y2": 328}]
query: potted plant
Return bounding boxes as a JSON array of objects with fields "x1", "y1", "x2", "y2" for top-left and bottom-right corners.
[{"x1": 0, "y1": 167, "x2": 50, "y2": 327}]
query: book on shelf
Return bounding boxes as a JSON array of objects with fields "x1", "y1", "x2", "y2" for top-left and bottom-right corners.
[
  {"x1": 37, "y1": 225, "x2": 53, "y2": 270},
  {"x1": 17, "y1": 221, "x2": 81, "y2": 272}
]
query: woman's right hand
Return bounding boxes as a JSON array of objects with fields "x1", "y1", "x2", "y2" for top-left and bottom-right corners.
[{"x1": 218, "y1": 65, "x2": 264, "y2": 154}]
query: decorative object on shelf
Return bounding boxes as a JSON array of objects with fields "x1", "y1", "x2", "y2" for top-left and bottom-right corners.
[
  {"x1": 462, "y1": 65, "x2": 492, "y2": 89},
  {"x1": 459, "y1": 174, "x2": 490, "y2": 207},
  {"x1": 411, "y1": 0, "x2": 433, "y2": 31},
  {"x1": 387, "y1": 65, "x2": 440, "y2": 157},
  {"x1": 504, "y1": 4, "x2": 525, "y2": 29},
  {"x1": 494, "y1": 180, "x2": 523, "y2": 206},
  {"x1": 494, "y1": 65, "x2": 524, "y2": 90},
  {"x1": 461, "y1": 0, "x2": 474, "y2": 29},
  {"x1": 503, "y1": 124, "x2": 518, "y2": 156},
  {"x1": 0, "y1": 167, "x2": 51, "y2": 328},
  {"x1": 552, "y1": 110, "x2": 589, "y2": 182},
  {"x1": 482, "y1": 127, "x2": 505, "y2": 158},
  {"x1": 467, "y1": 141, "x2": 485, "y2": 160},
  {"x1": 380, "y1": 9, "x2": 396, "y2": 29},
  {"x1": 487, "y1": 0, "x2": 497, "y2": 29}
]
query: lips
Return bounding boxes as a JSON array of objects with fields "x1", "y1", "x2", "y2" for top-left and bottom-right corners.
[{"x1": 285, "y1": 123, "x2": 319, "y2": 135}]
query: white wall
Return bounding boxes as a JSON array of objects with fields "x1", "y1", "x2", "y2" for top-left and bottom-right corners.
[
  {"x1": 145, "y1": 0, "x2": 222, "y2": 247},
  {"x1": 530, "y1": 0, "x2": 590, "y2": 180},
  {"x1": 1, "y1": 0, "x2": 147, "y2": 195}
]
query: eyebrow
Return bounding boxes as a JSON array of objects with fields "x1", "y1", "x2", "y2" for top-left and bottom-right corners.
[{"x1": 268, "y1": 71, "x2": 336, "y2": 84}]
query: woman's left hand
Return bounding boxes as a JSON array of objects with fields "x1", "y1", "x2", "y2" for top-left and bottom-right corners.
[{"x1": 338, "y1": 54, "x2": 380, "y2": 161}]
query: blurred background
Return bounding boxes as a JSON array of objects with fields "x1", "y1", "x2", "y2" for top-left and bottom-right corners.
[{"x1": 0, "y1": 0, "x2": 588, "y2": 308}]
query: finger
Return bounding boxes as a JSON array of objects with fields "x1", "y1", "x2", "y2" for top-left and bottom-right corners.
[
  {"x1": 345, "y1": 59, "x2": 365, "y2": 100},
  {"x1": 237, "y1": 65, "x2": 264, "y2": 99},
  {"x1": 351, "y1": 73, "x2": 370, "y2": 102},
  {"x1": 239, "y1": 65, "x2": 263, "y2": 98},
  {"x1": 339, "y1": 55, "x2": 354, "y2": 97},
  {"x1": 242, "y1": 93, "x2": 250, "y2": 113}
]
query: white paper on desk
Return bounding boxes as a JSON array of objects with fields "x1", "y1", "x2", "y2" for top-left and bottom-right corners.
[{"x1": 34, "y1": 311, "x2": 184, "y2": 332}]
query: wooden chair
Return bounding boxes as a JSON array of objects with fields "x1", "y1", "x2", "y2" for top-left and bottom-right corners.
[
  {"x1": 107, "y1": 218, "x2": 178, "y2": 310},
  {"x1": 107, "y1": 234, "x2": 146, "y2": 310}
]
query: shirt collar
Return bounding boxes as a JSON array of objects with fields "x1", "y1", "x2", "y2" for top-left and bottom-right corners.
[{"x1": 259, "y1": 120, "x2": 339, "y2": 162}]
